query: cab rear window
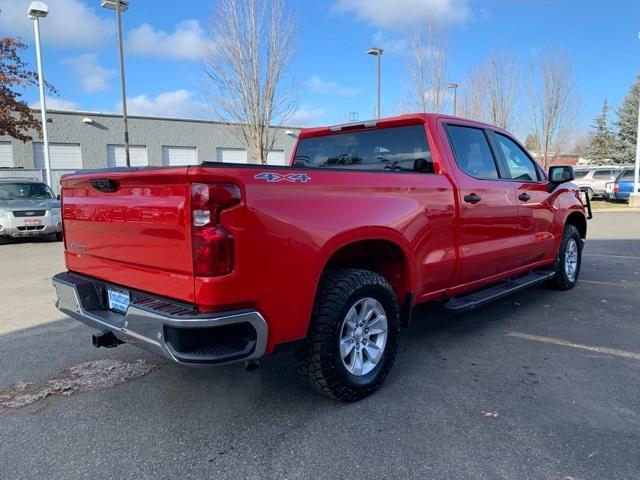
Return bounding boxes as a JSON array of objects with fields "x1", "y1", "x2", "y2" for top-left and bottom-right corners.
[{"x1": 293, "y1": 125, "x2": 434, "y2": 173}]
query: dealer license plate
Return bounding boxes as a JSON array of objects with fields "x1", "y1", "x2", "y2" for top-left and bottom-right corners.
[{"x1": 107, "y1": 288, "x2": 130, "y2": 314}]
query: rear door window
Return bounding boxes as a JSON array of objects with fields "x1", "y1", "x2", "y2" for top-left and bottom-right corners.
[
  {"x1": 446, "y1": 125, "x2": 499, "y2": 180},
  {"x1": 293, "y1": 125, "x2": 433, "y2": 173},
  {"x1": 593, "y1": 170, "x2": 615, "y2": 180},
  {"x1": 574, "y1": 169, "x2": 591, "y2": 180},
  {"x1": 494, "y1": 133, "x2": 540, "y2": 182},
  {"x1": 621, "y1": 170, "x2": 635, "y2": 181}
]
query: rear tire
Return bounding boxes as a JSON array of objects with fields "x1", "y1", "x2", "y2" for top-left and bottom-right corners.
[
  {"x1": 295, "y1": 268, "x2": 400, "y2": 402},
  {"x1": 55, "y1": 232, "x2": 63, "y2": 242},
  {"x1": 548, "y1": 224, "x2": 582, "y2": 290}
]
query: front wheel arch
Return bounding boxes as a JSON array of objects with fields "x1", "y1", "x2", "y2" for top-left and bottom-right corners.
[{"x1": 565, "y1": 211, "x2": 587, "y2": 240}]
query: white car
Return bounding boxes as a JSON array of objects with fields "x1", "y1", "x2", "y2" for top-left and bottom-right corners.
[{"x1": 0, "y1": 178, "x2": 63, "y2": 242}]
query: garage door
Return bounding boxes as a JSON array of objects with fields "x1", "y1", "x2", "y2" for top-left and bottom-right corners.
[
  {"x1": 162, "y1": 146, "x2": 198, "y2": 166},
  {"x1": 267, "y1": 150, "x2": 286, "y2": 166},
  {"x1": 107, "y1": 145, "x2": 149, "y2": 167},
  {"x1": 216, "y1": 148, "x2": 247, "y2": 164},
  {"x1": 34, "y1": 143, "x2": 82, "y2": 169},
  {"x1": 0, "y1": 142, "x2": 13, "y2": 167}
]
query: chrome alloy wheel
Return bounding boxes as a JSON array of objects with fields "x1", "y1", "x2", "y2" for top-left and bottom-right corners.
[
  {"x1": 339, "y1": 297, "x2": 388, "y2": 376},
  {"x1": 565, "y1": 238, "x2": 579, "y2": 282}
]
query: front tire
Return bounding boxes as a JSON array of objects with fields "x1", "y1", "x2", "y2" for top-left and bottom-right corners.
[
  {"x1": 295, "y1": 269, "x2": 400, "y2": 402},
  {"x1": 548, "y1": 224, "x2": 582, "y2": 290}
]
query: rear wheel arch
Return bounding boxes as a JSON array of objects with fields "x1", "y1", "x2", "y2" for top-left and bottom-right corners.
[{"x1": 320, "y1": 238, "x2": 413, "y2": 306}]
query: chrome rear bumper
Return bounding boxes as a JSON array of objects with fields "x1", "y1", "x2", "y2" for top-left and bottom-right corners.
[{"x1": 52, "y1": 272, "x2": 268, "y2": 365}]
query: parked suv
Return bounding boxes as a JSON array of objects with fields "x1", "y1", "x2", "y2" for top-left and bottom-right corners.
[
  {"x1": 0, "y1": 178, "x2": 62, "y2": 242},
  {"x1": 574, "y1": 166, "x2": 624, "y2": 199},
  {"x1": 605, "y1": 168, "x2": 639, "y2": 202}
]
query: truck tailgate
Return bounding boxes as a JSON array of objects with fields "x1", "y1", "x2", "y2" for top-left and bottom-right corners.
[{"x1": 61, "y1": 168, "x2": 195, "y2": 303}]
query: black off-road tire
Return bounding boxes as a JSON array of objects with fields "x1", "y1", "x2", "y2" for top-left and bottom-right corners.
[
  {"x1": 548, "y1": 224, "x2": 582, "y2": 290},
  {"x1": 295, "y1": 268, "x2": 400, "y2": 402}
]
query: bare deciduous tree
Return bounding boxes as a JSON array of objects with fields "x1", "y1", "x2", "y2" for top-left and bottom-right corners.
[
  {"x1": 527, "y1": 52, "x2": 581, "y2": 168},
  {"x1": 460, "y1": 51, "x2": 520, "y2": 130},
  {"x1": 406, "y1": 22, "x2": 448, "y2": 113},
  {"x1": 203, "y1": 0, "x2": 297, "y2": 164}
]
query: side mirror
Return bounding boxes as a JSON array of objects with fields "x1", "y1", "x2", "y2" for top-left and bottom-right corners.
[{"x1": 548, "y1": 166, "x2": 575, "y2": 190}]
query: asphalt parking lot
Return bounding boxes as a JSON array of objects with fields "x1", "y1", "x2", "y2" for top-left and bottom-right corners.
[{"x1": 1, "y1": 212, "x2": 639, "y2": 480}]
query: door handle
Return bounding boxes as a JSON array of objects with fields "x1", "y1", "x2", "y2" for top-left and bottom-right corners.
[
  {"x1": 518, "y1": 192, "x2": 531, "y2": 202},
  {"x1": 463, "y1": 193, "x2": 481, "y2": 204}
]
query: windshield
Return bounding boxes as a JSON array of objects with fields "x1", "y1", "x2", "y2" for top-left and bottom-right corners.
[{"x1": 0, "y1": 182, "x2": 55, "y2": 200}]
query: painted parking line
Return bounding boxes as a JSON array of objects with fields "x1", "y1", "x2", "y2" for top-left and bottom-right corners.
[
  {"x1": 579, "y1": 279, "x2": 637, "y2": 287},
  {"x1": 507, "y1": 332, "x2": 640, "y2": 361},
  {"x1": 583, "y1": 253, "x2": 640, "y2": 260}
]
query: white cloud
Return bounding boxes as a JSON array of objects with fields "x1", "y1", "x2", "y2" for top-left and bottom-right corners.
[
  {"x1": 333, "y1": 0, "x2": 469, "y2": 29},
  {"x1": 30, "y1": 97, "x2": 79, "y2": 111},
  {"x1": 127, "y1": 20, "x2": 207, "y2": 60},
  {"x1": 371, "y1": 31, "x2": 408, "y2": 55},
  {"x1": 288, "y1": 104, "x2": 328, "y2": 127},
  {"x1": 307, "y1": 75, "x2": 361, "y2": 97},
  {"x1": 122, "y1": 90, "x2": 207, "y2": 119},
  {"x1": 0, "y1": 0, "x2": 112, "y2": 48},
  {"x1": 61, "y1": 54, "x2": 116, "y2": 93}
]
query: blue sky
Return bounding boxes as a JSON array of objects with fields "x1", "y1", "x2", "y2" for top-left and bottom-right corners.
[{"x1": 2, "y1": 0, "x2": 639, "y2": 138}]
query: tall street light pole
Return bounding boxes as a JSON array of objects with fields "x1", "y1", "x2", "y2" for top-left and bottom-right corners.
[
  {"x1": 632, "y1": 93, "x2": 640, "y2": 206},
  {"x1": 366, "y1": 48, "x2": 383, "y2": 119},
  {"x1": 632, "y1": 33, "x2": 640, "y2": 206},
  {"x1": 447, "y1": 83, "x2": 458, "y2": 116},
  {"x1": 27, "y1": 2, "x2": 52, "y2": 187},
  {"x1": 102, "y1": 0, "x2": 131, "y2": 167}
]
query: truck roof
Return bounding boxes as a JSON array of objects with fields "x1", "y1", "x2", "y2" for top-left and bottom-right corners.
[{"x1": 298, "y1": 113, "x2": 503, "y2": 140}]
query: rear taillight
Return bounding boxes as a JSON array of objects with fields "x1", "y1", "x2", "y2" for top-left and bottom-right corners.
[
  {"x1": 191, "y1": 183, "x2": 241, "y2": 277},
  {"x1": 614, "y1": 183, "x2": 619, "y2": 193}
]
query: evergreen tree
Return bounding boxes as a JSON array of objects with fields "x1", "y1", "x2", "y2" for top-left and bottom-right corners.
[
  {"x1": 614, "y1": 74, "x2": 640, "y2": 164},
  {"x1": 587, "y1": 99, "x2": 615, "y2": 163}
]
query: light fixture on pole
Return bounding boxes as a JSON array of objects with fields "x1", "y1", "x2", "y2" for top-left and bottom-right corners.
[
  {"x1": 102, "y1": 0, "x2": 131, "y2": 167},
  {"x1": 447, "y1": 83, "x2": 459, "y2": 116},
  {"x1": 366, "y1": 48, "x2": 384, "y2": 119},
  {"x1": 27, "y1": 1, "x2": 52, "y2": 187}
]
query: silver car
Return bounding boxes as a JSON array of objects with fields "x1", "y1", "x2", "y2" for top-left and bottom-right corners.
[
  {"x1": 0, "y1": 178, "x2": 62, "y2": 242},
  {"x1": 573, "y1": 166, "x2": 625, "y2": 199}
]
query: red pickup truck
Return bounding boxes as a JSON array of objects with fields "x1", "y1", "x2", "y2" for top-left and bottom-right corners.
[{"x1": 53, "y1": 114, "x2": 589, "y2": 402}]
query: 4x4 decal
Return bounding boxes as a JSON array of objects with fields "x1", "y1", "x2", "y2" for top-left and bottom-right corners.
[{"x1": 254, "y1": 172, "x2": 311, "y2": 183}]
